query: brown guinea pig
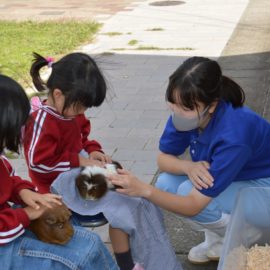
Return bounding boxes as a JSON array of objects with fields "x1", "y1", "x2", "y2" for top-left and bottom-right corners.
[
  {"x1": 29, "y1": 204, "x2": 74, "y2": 245},
  {"x1": 75, "y1": 161, "x2": 122, "y2": 201}
]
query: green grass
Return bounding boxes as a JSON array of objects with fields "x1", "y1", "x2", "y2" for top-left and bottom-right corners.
[
  {"x1": 136, "y1": 46, "x2": 194, "y2": 51},
  {"x1": 146, "y1": 27, "x2": 164, "y2": 31},
  {"x1": 100, "y1": 52, "x2": 115, "y2": 56},
  {"x1": 128, "y1": 39, "x2": 139, "y2": 46},
  {"x1": 102, "y1": 32, "x2": 123, "y2": 36},
  {"x1": 0, "y1": 20, "x2": 101, "y2": 85}
]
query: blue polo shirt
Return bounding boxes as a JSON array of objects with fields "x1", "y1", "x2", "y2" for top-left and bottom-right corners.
[{"x1": 159, "y1": 100, "x2": 270, "y2": 197}]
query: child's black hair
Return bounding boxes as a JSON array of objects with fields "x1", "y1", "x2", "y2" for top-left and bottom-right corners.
[
  {"x1": 166, "y1": 56, "x2": 245, "y2": 109},
  {"x1": 30, "y1": 52, "x2": 107, "y2": 112},
  {"x1": 0, "y1": 74, "x2": 30, "y2": 153}
]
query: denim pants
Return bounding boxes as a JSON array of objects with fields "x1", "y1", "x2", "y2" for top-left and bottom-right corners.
[
  {"x1": 0, "y1": 226, "x2": 118, "y2": 270},
  {"x1": 155, "y1": 172, "x2": 270, "y2": 223}
]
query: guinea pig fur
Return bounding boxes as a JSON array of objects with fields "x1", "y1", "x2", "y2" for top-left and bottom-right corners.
[
  {"x1": 29, "y1": 204, "x2": 74, "y2": 245},
  {"x1": 76, "y1": 161, "x2": 122, "y2": 201}
]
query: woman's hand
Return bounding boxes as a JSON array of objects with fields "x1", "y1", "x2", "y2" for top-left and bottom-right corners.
[
  {"x1": 184, "y1": 161, "x2": 214, "y2": 190},
  {"x1": 89, "y1": 151, "x2": 112, "y2": 164},
  {"x1": 19, "y1": 189, "x2": 62, "y2": 210},
  {"x1": 108, "y1": 169, "x2": 151, "y2": 198}
]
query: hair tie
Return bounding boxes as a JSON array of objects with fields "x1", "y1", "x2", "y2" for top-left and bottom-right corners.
[{"x1": 45, "y1": 56, "x2": 54, "y2": 68}]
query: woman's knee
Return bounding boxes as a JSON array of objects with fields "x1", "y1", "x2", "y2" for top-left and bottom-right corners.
[
  {"x1": 155, "y1": 172, "x2": 187, "y2": 193},
  {"x1": 155, "y1": 172, "x2": 170, "y2": 190},
  {"x1": 177, "y1": 180, "x2": 193, "y2": 196}
]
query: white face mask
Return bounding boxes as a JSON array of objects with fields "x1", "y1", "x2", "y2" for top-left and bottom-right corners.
[{"x1": 172, "y1": 106, "x2": 209, "y2": 131}]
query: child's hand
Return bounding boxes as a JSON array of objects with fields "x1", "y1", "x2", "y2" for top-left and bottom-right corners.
[
  {"x1": 19, "y1": 189, "x2": 62, "y2": 210},
  {"x1": 184, "y1": 161, "x2": 214, "y2": 190},
  {"x1": 79, "y1": 155, "x2": 105, "y2": 167},
  {"x1": 24, "y1": 205, "x2": 48, "y2": 220},
  {"x1": 89, "y1": 151, "x2": 112, "y2": 164}
]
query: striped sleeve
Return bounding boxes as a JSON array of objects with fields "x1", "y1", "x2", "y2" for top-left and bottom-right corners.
[
  {"x1": 0, "y1": 207, "x2": 30, "y2": 245},
  {"x1": 77, "y1": 114, "x2": 103, "y2": 154},
  {"x1": 27, "y1": 110, "x2": 79, "y2": 174},
  {"x1": 0, "y1": 158, "x2": 31, "y2": 245}
]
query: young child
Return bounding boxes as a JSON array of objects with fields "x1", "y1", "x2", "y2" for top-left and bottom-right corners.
[
  {"x1": 25, "y1": 53, "x2": 164, "y2": 270},
  {"x1": 23, "y1": 52, "x2": 111, "y2": 194},
  {"x1": 0, "y1": 74, "x2": 118, "y2": 270},
  {"x1": 108, "y1": 56, "x2": 270, "y2": 264}
]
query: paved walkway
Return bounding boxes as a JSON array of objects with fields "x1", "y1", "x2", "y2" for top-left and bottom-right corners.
[
  {"x1": 4, "y1": 0, "x2": 270, "y2": 269},
  {"x1": 0, "y1": 0, "x2": 144, "y2": 21}
]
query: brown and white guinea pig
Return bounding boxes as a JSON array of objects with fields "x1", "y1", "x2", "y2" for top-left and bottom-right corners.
[
  {"x1": 75, "y1": 161, "x2": 122, "y2": 201},
  {"x1": 29, "y1": 204, "x2": 74, "y2": 245}
]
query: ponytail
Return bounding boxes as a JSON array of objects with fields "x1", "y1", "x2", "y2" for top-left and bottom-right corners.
[
  {"x1": 166, "y1": 57, "x2": 246, "y2": 109},
  {"x1": 219, "y1": 76, "x2": 245, "y2": 107},
  {"x1": 30, "y1": 52, "x2": 49, "y2": 92},
  {"x1": 29, "y1": 52, "x2": 107, "y2": 110}
]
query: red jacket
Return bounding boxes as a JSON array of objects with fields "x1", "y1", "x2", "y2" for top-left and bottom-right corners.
[
  {"x1": 0, "y1": 156, "x2": 35, "y2": 245},
  {"x1": 24, "y1": 104, "x2": 103, "y2": 193}
]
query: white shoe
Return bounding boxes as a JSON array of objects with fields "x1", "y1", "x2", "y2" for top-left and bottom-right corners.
[
  {"x1": 206, "y1": 240, "x2": 223, "y2": 261},
  {"x1": 188, "y1": 230, "x2": 223, "y2": 264},
  {"x1": 188, "y1": 241, "x2": 211, "y2": 264}
]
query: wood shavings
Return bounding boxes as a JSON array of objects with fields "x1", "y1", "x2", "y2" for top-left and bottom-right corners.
[
  {"x1": 223, "y1": 244, "x2": 270, "y2": 270},
  {"x1": 246, "y1": 244, "x2": 270, "y2": 270},
  {"x1": 223, "y1": 245, "x2": 247, "y2": 270}
]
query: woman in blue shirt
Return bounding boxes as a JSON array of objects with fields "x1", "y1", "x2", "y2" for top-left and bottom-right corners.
[{"x1": 109, "y1": 57, "x2": 270, "y2": 264}]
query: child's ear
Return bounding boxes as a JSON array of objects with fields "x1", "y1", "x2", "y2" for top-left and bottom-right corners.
[{"x1": 53, "y1": 88, "x2": 63, "y2": 99}]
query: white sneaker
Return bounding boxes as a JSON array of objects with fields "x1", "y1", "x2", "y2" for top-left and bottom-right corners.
[
  {"x1": 188, "y1": 241, "x2": 211, "y2": 264},
  {"x1": 206, "y1": 240, "x2": 223, "y2": 261},
  {"x1": 188, "y1": 230, "x2": 224, "y2": 264}
]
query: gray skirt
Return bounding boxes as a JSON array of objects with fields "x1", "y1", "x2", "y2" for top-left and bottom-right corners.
[{"x1": 51, "y1": 168, "x2": 182, "y2": 270}]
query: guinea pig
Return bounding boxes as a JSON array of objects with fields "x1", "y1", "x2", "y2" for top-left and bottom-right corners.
[
  {"x1": 29, "y1": 204, "x2": 74, "y2": 245},
  {"x1": 75, "y1": 161, "x2": 122, "y2": 201}
]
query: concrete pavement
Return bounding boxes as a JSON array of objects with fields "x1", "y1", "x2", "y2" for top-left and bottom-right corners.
[
  {"x1": 0, "y1": 0, "x2": 144, "y2": 21},
  {"x1": 4, "y1": 0, "x2": 270, "y2": 269}
]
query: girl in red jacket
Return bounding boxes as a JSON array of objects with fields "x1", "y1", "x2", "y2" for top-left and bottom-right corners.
[
  {"x1": 0, "y1": 74, "x2": 62, "y2": 245},
  {"x1": 24, "y1": 52, "x2": 111, "y2": 193},
  {"x1": 24, "y1": 53, "x2": 146, "y2": 270},
  {"x1": 0, "y1": 74, "x2": 118, "y2": 270}
]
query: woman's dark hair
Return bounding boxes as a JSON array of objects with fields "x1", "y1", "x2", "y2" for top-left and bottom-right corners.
[
  {"x1": 0, "y1": 74, "x2": 30, "y2": 153},
  {"x1": 30, "y1": 52, "x2": 107, "y2": 112},
  {"x1": 166, "y1": 56, "x2": 245, "y2": 109}
]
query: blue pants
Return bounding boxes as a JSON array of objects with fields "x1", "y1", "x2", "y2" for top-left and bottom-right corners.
[
  {"x1": 0, "y1": 226, "x2": 118, "y2": 270},
  {"x1": 155, "y1": 173, "x2": 270, "y2": 223}
]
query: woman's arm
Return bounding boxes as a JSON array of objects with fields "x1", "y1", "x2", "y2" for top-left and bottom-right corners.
[
  {"x1": 158, "y1": 152, "x2": 214, "y2": 189},
  {"x1": 109, "y1": 169, "x2": 211, "y2": 216},
  {"x1": 157, "y1": 151, "x2": 192, "y2": 174}
]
